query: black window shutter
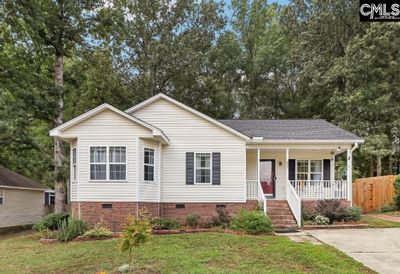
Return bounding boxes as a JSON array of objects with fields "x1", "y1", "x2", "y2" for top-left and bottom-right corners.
[
  {"x1": 289, "y1": 159, "x2": 296, "y2": 181},
  {"x1": 212, "y1": 152, "x2": 221, "y2": 185},
  {"x1": 186, "y1": 152, "x2": 194, "y2": 184},
  {"x1": 323, "y1": 159, "x2": 331, "y2": 180}
]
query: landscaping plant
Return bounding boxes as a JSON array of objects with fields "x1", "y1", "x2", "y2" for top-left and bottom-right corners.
[
  {"x1": 83, "y1": 224, "x2": 113, "y2": 239},
  {"x1": 151, "y1": 218, "x2": 180, "y2": 230},
  {"x1": 33, "y1": 212, "x2": 69, "y2": 231},
  {"x1": 56, "y1": 218, "x2": 87, "y2": 242},
  {"x1": 211, "y1": 207, "x2": 231, "y2": 228},
  {"x1": 395, "y1": 175, "x2": 400, "y2": 210},
  {"x1": 315, "y1": 199, "x2": 346, "y2": 223},
  {"x1": 314, "y1": 215, "x2": 330, "y2": 225},
  {"x1": 230, "y1": 210, "x2": 273, "y2": 234},
  {"x1": 185, "y1": 213, "x2": 200, "y2": 228},
  {"x1": 120, "y1": 213, "x2": 152, "y2": 272},
  {"x1": 344, "y1": 207, "x2": 361, "y2": 222}
]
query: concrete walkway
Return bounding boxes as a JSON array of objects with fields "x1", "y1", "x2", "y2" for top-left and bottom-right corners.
[{"x1": 307, "y1": 228, "x2": 400, "y2": 274}]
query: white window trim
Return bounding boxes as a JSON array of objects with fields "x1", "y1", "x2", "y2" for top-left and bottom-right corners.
[
  {"x1": 89, "y1": 146, "x2": 128, "y2": 182},
  {"x1": 72, "y1": 147, "x2": 77, "y2": 183},
  {"x1": 143, "y1": 147, "x2": 155, "y2": 182},
  {"x1": 194, "y1": 152, "x2": 212, "y2": 185},
  {"x1": 0, "y1": 189, "x2": 4, "y2": 205},
  {"x1": 295, "y1": 159, "x2": 324, "y2": 181}
]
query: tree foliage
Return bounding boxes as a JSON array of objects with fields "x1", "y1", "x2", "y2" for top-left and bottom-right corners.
[{"x1": 0, "y1": 0, "x2": 399, "y2": 200}]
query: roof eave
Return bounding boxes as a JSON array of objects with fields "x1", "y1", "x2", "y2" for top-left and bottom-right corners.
[{"x1": 247, "y1": 139, "x2": 364, "y2": 144}]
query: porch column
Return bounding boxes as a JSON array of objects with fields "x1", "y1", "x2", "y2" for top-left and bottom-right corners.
[
  {"x1": 347, "y1": 148, "x2": 352, "y2": 204},
  {"x1": 285, "y1": 148, "x2": 289, "y2": 182}
]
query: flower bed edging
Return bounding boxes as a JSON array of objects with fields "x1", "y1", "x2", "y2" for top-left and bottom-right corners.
[{"x1": 302, "y1": 223, "x2": 368, "y2": 230}]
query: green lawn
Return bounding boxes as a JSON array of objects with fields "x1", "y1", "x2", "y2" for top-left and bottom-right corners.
[
  {"x1": 361, "y1": 215, "x2": 400, "y2": 228},
  {"x1": 0, "y1": 231, "x2": 373, "y2": 274}
]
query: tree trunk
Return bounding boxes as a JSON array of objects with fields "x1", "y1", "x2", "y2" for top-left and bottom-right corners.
[
  {"x1": 54, "y1": 51, "x2": 66, "y2": 213},
  {"x1": 376, "y1": 156, "x2": 382, "y2": 177},
  {"x1": 369, "y1": 157, "x2": 374, "y2": 177},
  {"x1": 388, "y1": 155, "x2": 392, "y2": 175}
]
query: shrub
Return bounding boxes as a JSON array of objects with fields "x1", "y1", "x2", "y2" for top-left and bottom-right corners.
[
  {"x1": 314, "y1": 215, "x2": 330, "y2": 225},
  {"x1": 83, "y1": 225, "x2": 113, "y2": 239},
  {"x1": 344, "y1": 207, "x2": 361, "y2": 222},
  {"x1": 186, "y1": 214, "x2": 200, "y2": 228},
  {"x1": 230, "y1": 210, "x2": 273, "y2": 234},
  {"x1": 302, "y1": 207, "x2": 317, "y2": 222},
  {"x1": 56, "y1": 218, "x2": 87, "y2": 242},
  {"x1": 211, "y1": 207, "x2": 231, "y2": 228},
  {"x1": 395, "y1": 175, "x2": 400, "y2": 210},
  {"x1": 380, "y1": 204, "x2": 397, "y2": 213},
  {"x1": 151, "y1": 218, "x2": 180, "y2": 230},
  {"x1": 33, "y1": 212, "x2": 69, "y2": 231},
  {"x1": 120, "y1": 213, "x2": 152, "y2": 272},
  {"x1": 315, "y1": 199, "x2": 346, "y2": 223}
]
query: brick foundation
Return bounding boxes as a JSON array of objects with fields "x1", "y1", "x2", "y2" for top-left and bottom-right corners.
[{"x1": 71, "y1": 200, "x2": 258, "y2": 231}]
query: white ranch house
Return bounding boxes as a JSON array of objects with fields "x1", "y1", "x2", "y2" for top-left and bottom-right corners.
[{"x1": 50, "y1": 93, "x2": 363, "y2": 230}]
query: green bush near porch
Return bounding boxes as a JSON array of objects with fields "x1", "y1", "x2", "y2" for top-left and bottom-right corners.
[{"x1": 230, "y1": 210, "x2": 273, "y2": 234}]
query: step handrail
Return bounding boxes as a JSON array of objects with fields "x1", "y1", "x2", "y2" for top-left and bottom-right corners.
[
  {"x1": 257, "y1": 180, "x2": 267, "y2": 215},
  {"x1": 286, "y1": 180, "x2": 301, "y2": 227}
]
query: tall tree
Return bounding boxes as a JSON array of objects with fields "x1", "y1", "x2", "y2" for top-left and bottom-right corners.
[{"x1": 3, "y1": 0, "x2": 102, "y2": 212}]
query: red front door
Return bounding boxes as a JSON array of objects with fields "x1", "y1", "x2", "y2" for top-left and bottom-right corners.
[{"x1": 260, "y1": 160, "x2": 275, "y2": 196}]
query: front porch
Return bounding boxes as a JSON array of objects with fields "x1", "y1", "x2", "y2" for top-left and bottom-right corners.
[{"x1": 246, "y1": 144, "x2": 356, "y2": 227}]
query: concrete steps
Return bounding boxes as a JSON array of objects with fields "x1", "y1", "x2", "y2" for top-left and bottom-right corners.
[{"x1": 267, "y1": 200, "x2": 298, "y2": 231}]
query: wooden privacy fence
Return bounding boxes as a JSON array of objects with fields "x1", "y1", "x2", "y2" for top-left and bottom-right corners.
[{"x1": 352, "y1": 175, "x2": 397, "y2": 213}]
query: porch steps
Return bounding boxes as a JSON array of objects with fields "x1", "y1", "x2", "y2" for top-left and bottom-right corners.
[{"x1": 267, "y1": 200, "x2": 298, "y2": 231}]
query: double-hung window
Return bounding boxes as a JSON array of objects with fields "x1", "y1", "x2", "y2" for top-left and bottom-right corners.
[
  {"x1": 90, "y1": 146, "x2": 126, "y2": 181},
  {"x1": 109, "y1": 147, "x2": 127, "y2": 180},
  {"x1": 195, "y1": 153, "x2": 211, "y2": 183},
  {"x1": 296, "y1": 160, "x2": 323, "y2": 181},
  {"x1": 144, "y1": 148, "x2": 154, "y2": 182},
  {"x1": 0, "y1": 189, "x2": 4, "y2": 205},
  {"x1": 90, "y1": 147, "x2": 107, "y2": 180},
  {"x1": 72, "y1": 147, "x2": 77, "y2": 182}
]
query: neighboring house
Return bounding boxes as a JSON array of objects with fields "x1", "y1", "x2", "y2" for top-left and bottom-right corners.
[
  {"x1": 50, "y1": 93, "x2": 364, "y2": 230},
  {"x1": 0, "y1": 166, "x2": 51, "y2": 228}
]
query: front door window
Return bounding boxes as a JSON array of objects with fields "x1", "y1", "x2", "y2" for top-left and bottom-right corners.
[{"x1": 260, "y1": 160, "x2": 275, "y2": 196}]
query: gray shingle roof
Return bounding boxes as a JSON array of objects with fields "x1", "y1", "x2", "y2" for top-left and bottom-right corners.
[
  {"x1": 218, "y1": 119, "x2": 363, "y2": 141},
  {"x1": 0, "y1": 166, "x2": 48, "y2": 190}
]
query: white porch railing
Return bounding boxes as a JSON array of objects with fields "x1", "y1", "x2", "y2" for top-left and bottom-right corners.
[
  {"x1": 286, "y1": 180, "x2": 301, "y2": 227},
  {"x1": 290, "y1": 180, "x2": 348, "y2": 199},
  {"x1": 246, "y1": 180, "x2": 267, "y2": 214}
]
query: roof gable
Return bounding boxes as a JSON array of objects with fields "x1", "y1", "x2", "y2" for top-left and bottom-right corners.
[
  {"x1": 126, "y1": 93, "x2": 250, "y2": 140},
  {"x1": 50, "y1": 103, "x2": 170, "y2": 144}
]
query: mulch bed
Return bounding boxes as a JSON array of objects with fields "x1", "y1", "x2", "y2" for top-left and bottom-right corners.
[{"x1": 39, "y1": 228, "x2": 268, "y2": 243}]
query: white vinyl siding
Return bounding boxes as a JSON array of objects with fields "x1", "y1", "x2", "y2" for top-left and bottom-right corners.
[
  {"x1": 0, "y1": 188, "x2": 46, "y2": 228},
  {"x1": 63, "y1": 109, "x2": 153, "y2": 202},
  {"x1": 133, "y1": 98, "x2": 246, "y2": 203}
]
